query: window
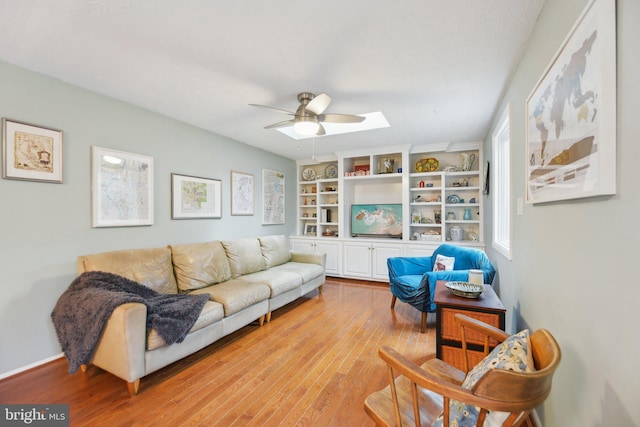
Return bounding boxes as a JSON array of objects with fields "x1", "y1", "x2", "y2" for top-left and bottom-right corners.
[{"x1": 492, "y1": 105, "x2": 512, "y2": 260}]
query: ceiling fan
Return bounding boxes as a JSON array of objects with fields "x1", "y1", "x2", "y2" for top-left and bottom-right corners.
[{"x1": 250, "y1": 92, "x2": 366, "y2": 136}]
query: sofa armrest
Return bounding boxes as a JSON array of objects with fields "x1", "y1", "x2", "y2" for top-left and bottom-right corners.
[
  {"x1": 90, "y1": 302, "x2": 147, "y2": 383},
  {"x1": 291, "y1": 251, "x2": 326, "y2": 268}
]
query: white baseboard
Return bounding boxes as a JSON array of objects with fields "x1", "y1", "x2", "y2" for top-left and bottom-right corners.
[{"x1": 0, "y1": 353, "x2": 64, "y2": 381}]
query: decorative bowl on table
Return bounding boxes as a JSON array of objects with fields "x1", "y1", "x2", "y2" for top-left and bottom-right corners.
[{"x1": 445, "y1": 281, "x2": 485, "y2": 299}]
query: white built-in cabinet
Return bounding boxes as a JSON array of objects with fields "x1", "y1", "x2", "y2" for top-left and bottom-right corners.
[
  {"x1": 342, "y1": 241, "x2": 403, "y2": 280},
  {"x1": 290, "y1": 238, "x2": 341, "y2": 276},
  {"x1": 292, "y1": 143, "x2": 485, "y2": 282}
]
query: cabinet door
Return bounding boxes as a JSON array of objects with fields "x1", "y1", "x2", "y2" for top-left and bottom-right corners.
[
  {"x1": 316, "y1": 241, "x2": 341, "y2": 276},
  {"x1": 343, "y1": 242, "x2": 373, "y2": 278},
  {"x1": 371, "y1": 244, "x2": 403, "y2": 280},
  {"x1": 290, "y1": 239, "x2": 315, "y2": 253}
]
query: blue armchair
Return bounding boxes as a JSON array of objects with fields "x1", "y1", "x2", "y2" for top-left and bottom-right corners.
[{"x1": 387, "y1": 244, "x2": 496, "y2": 333}]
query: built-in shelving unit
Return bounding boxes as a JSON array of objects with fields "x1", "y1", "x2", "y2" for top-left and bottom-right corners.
[{"x1": 293, "y1": 143, "x2": 484, "y2": 281}]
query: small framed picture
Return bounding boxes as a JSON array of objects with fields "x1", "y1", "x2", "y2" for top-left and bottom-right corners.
[
  {"x1": 171, "y1": 173, "x2": 221, "y2": 219},
  {"x1": 2, "y1": 118, "x2": 63, "y2": 183},
  {"x1": 304, "y1": 224, "x2": 317, "y2": 236}
]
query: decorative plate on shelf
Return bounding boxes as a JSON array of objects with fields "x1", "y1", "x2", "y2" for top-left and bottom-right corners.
[
  {"x1": 415, "y1": 158, "x2": 439, "y2": 172},
  {"x1": 302, "y1": 167, "x2": 316, "y2": 181},
  {"x1": 445, "y1": 281, "x2": 485, "y2": 298},
  {"x1": 447, "y1": 194, "x2": 460, "y2": 203},
  {"x1": 324, "y1": 163, "x2": 338, "y2": 178}
]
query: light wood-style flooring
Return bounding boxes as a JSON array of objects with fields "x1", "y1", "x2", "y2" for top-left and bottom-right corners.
[{"x1": 0, "y1": 277, "x2": 436, "y2": 426}]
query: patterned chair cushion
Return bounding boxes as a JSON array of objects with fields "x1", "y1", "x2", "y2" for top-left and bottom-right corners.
[{"x1": 432, "y1": 329, "x2": 535, "y2": 427}]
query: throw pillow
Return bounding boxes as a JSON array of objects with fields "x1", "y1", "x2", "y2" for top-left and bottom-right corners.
[
  {"x1": 433, "y1": 254, "x2": 455, "y2": 272},
  {"x1": 432, "y1": 329, "x2": 535, "y2": 427}
]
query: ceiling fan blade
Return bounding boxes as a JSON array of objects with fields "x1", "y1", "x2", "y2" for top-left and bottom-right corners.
[
  {"x1": 315, "y1": 123, "x2": 326, "y2": 136},
  {"x1": 264, "y1": 119, "x2": 294, "y2": 129},
  {"x1": 318, "y1": 113, "x2": 365, "y2": 124},
  {"x1": 305, "y1": 93, "x2": 331, "y2": 115},
  {"x1": 249, "y1": 104, "x2": 295, "y2": 115}
]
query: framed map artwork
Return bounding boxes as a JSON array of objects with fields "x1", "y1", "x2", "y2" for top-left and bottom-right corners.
[
  {"x1": 230, "y1": 170, "x2": 254, "y2": 216},
  {"x1": 92, "y1": 147, "x2": 154, "y2": 227},
  {"x1": 171, "y1": 173, "x2": 221, "y2": 219},
  {"x1": 2, "y1": 118, "x2": 63, "y2": 183},
  {"x1": 525, "y1": 0, "x2": 616, "y2": 204},
  {"x1": 262, "y1": 169, "x2": 285, "y2": 225}
]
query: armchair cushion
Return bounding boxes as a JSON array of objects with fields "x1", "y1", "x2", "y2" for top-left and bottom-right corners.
[
  {"x1": 432, "y1": 329, "x2": 535, "y2": 427},
  {"x1": 433, "y1": 254, "x2": 455, "y2": 271}
]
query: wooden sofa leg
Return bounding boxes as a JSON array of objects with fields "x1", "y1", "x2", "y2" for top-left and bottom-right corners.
[
  {"x1": 258, "y1": 315, "x2": 265, "y2": 326},
  {"x1": 421, "y1": 312, "x2": 427, "y2": 333},
  {"x1": 390, "y1": 295, "x2": 397, "y2": 310},
  {"x1": 128, "y1": 379, "x2": 140, "y2": 396},
  {"x1": 266, "y1": 312, "x2": 272, "y2": 323},
  {"x1": 318, "y1": 284, "x2": 323, "y2": 294},
  {"x1": 80, "y1": 364, "x2": 88, "y2": 373}
]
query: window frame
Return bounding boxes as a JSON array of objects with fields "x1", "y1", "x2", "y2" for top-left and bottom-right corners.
[{"x1": 492, "y1": 104, "x2": 512, "y2": 260}]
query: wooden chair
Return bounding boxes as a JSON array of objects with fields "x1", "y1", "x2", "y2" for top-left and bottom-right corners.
[{"x1": 364, "y1": 314, "x2": 561, "y2": 426}]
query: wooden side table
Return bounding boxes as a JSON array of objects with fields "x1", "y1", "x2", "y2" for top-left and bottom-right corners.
[{"x1": 434, "y1": 280, "x2": 506, "y2": 372}]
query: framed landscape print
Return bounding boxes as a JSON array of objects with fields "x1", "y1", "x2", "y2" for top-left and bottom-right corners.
[
  {"x1": 230, "y1": 170, "x2": 254, "y2": 216},
  {"x1": 171, "y1": 173, "x2": 221, "y2": 219},
  {"x1": 2, "y1": 118, "x2": 63, "y2": 183},
  {"x1": 92, "y1": 146, "x2": 154, "y2": 227},
  {"x1": 525, "y1": 0, "x2": 616, "y2": 203}
]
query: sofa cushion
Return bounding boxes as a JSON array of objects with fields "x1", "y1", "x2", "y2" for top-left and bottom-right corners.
[
  {"x1": 146, "y1": 300, "x2": 224, "y2": 350},
  {"x1": 189, "y1": 278, "x2": 270, "y2": 316},
  {"x1": 268, "y1": 262, "x2": 324, "y2": 282},
  {"x1": 259, "y1": 235, "x2": 292, "y2": 268},
  {"x1": 170, "y1": 241, "x2": 232, "y2": 291},
  {"x1": 78, "y1": 247, "x2": 178, "y2": 294},
  {"x1": 221, "y1": 238, "x2": 266, "y2": 278},
  {"x1": 432, "y1": 329, "x2": 535, "y2": 427},
  {"x1": 241, "y1": 269, "x2": 302, "y2": 298}
]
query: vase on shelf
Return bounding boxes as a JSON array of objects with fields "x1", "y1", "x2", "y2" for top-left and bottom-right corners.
[{"x1": 463, "y1": 208, "x2": 472, "y2": 220}]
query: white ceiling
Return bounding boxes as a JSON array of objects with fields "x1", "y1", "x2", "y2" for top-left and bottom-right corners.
[{"x1": 0, "y1": 0, "x2": 544, "y2": 161}]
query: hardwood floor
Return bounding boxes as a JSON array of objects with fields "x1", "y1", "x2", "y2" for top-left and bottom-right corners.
[{"x1": 0, "y1": 277, "x2": 436, "y2": 426}]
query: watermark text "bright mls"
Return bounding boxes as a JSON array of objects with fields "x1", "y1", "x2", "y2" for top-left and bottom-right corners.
[{"x1": 1, "y1": 405, "x2": 69, "y2": 426}]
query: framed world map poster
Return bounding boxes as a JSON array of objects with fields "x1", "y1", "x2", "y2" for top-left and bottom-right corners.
[
  {"x1": 171, "y1": 173, "x2": 221, "y2": 219},
  {"x1": 92, "y1": 146, "x2": 154, "y2": 227},
  {"x1": 525, "y1": 0, "x2": 616, "y2": 204},
  {"x1": 262, "y1": 169, "x2": 285, "y2": 225}
]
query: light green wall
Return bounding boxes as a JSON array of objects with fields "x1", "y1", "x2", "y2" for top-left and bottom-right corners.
[
  {"x1": 483, "y1": 0, "x2": 640, "y2": 425},
  {"x1": 0, "y1": 60, "x2": 296, "y2": 375}
]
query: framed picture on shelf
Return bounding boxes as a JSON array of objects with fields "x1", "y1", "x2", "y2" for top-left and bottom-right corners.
[
  {"x1": 2, "y1": 118, "x2": 63, "y2": 183},
  {"x1": 304, "y1": 224, "x2": 317, "y2": 236},
  {"x1": 171, "y1": 173, "x2": 221, "y2": 219},
  {"x1": 525, "y1": 0, "x2": 616, "y2": 203},
  {"x1": 230, "y1": 170, "x2": 254, "y2": 216},
  {"x1": 92, "y1": 147, "x2": 153, "y2": 227}
]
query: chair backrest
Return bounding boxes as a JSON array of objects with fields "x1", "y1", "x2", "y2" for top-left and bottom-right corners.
[
  {"x1": 471, "y1": 328, "x2": 562, "y2": 411},
  {"x1": 433, "y1": 244, "x2": 496, "y2": 284}
]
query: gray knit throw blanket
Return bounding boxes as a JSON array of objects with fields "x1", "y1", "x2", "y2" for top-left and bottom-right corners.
[{"x1": 51, "y1": 271, "x2": 210, "y2": 374}]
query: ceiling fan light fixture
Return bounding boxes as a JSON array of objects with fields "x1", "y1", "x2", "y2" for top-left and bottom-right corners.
[{"x1": 293, "y1": 116, "x2": 320, "y2": 135}]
